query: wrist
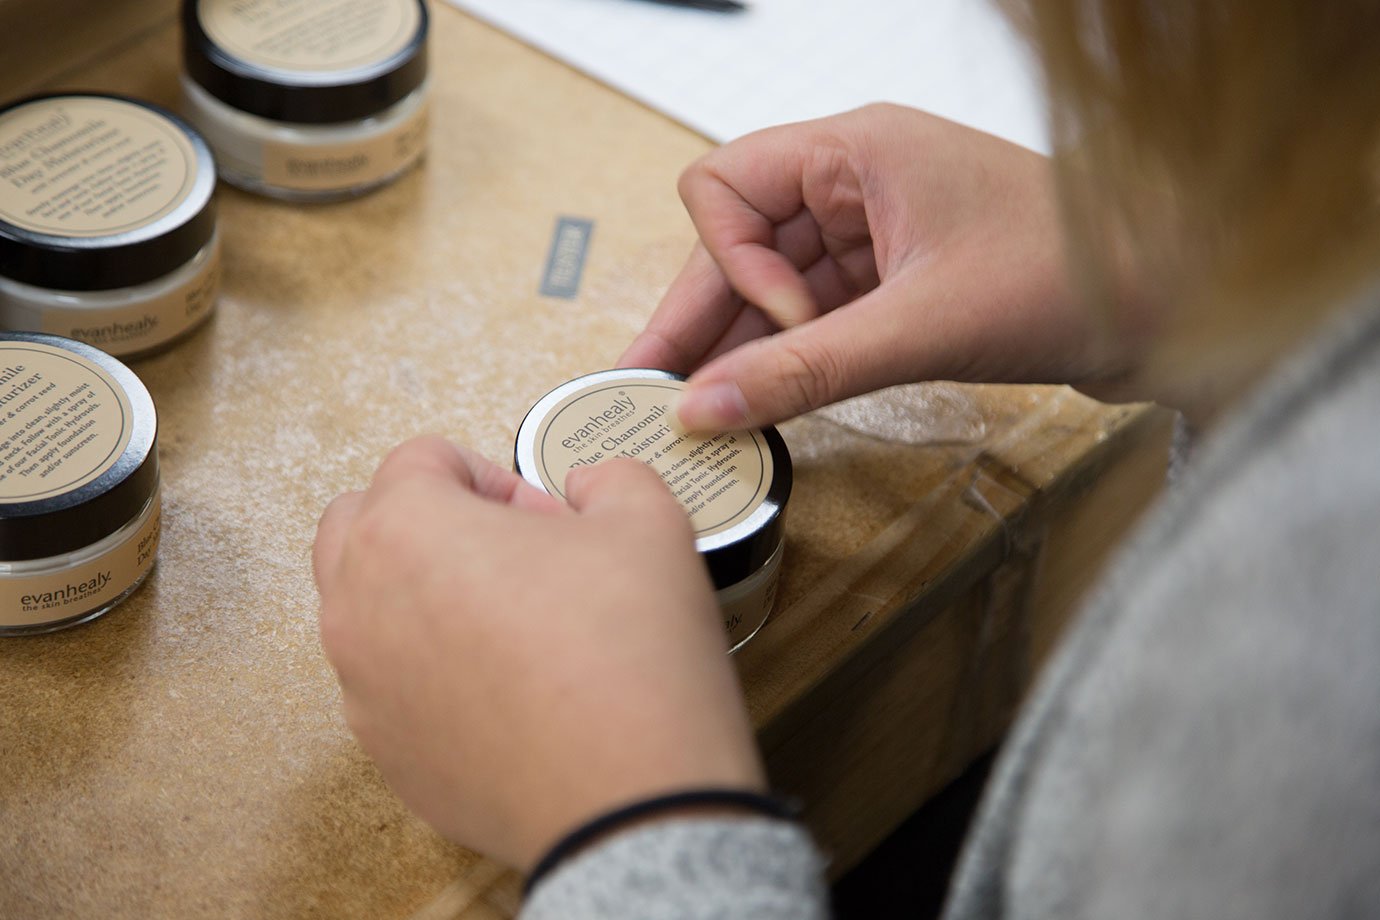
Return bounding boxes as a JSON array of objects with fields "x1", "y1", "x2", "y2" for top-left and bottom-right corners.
[{"x1": 523, "y1": 788, "x2": 801, "y2": 893}]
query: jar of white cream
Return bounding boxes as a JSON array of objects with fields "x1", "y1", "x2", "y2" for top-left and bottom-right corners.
[
  {"x1": 181, "y1": 0, "x2": 430, "y2": 201},
  {"x1": 0, "y1": 94, "x2": 220, "y2": 359},
  {"x1": 0, "y1": 333, "x2": 160, "y2": 636},
  {"x1": 516, "y1": 369, "x2": 793, "y2": 653}
]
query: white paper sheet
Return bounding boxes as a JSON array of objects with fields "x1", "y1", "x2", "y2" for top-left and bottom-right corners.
[{"x1": 444, "y1": 0, "x2": 1050, "y2": 152}]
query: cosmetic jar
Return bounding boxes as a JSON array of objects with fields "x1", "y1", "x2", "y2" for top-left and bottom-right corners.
[
  {"x1": 181, "y1": 0, "x2": 430, "y2": 201},
  {"x1": 0, "y1": 332, "x2": 160, "y2": 635},
  {"x1": 516, "y1": 369, "x2": 792, "y2": 653},
  {"x1": 0, "y1": 94, "x2": 220, "y2": 359}
]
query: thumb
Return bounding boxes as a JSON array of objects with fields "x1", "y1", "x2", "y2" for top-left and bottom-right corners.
[
  {"x1": 564, "y1": 458, "x2": 689, "y2": 532},
  {"x1": 674, "y1": 281, "x2": 934, "y2": 431}
]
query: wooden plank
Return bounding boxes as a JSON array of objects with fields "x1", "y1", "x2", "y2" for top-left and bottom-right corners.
[
  {"x1": 0, "y1": 0, "x2": 176, "y2": 100},
  {"x1": 753, "y1": 398, "x2": 1174, "y2": 875}
]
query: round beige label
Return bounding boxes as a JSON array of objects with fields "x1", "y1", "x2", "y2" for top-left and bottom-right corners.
[
  {"x1": 0, "y1": 97, "x2": 197, "y2": 238},
  {"x1": 200, "y1": 0, "x2": 421, "y2": 72},
  {"x1": 531, "y1": 379, "x2": 774, "y2": 538},
  {"x1": 0, "y1": 342, "x2": 134, "y2": 503}
]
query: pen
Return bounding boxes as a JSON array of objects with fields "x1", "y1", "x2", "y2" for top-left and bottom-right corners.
[{"x1": 630, "y1": 0, "x2": 748, "y2": 12}]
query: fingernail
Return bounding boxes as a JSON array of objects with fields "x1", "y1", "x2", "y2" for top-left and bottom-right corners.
[
  {"x1": 762, "y1": 288, "x2": 815, "y2": 328},
  {"x1": 673, "y1": 382, "x2": 750, "y2": 432}
]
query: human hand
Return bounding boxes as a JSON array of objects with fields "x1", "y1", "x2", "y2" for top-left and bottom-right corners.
[
  {"x1": 313, "y1": 437, "x2": 764, "y2": 870},
  {"x1": 620, "y1": 103, "x2": 1146, "y2": 430}
]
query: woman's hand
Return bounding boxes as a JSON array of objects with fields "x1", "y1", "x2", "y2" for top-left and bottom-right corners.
[
  {"x1": 621, "y1": 103, "x2": 1142, "y2": 431},
  {"x1": 313, "y1": 437, "x2": 764, "y2": 871}
]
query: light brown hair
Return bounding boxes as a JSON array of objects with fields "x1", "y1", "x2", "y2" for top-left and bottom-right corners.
[{"x1": 1008, "y1": 1, "x2": 1380, "y2": 409}]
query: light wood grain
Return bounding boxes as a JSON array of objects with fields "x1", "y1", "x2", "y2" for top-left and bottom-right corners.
[
  {"x1": 0, "y1": 0, "x2": 176, "y2": 100},
  {"x1": 753, "y1": 399, "x2": 1173, "y2": 875}
]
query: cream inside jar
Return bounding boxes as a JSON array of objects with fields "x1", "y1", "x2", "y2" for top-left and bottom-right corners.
[
  {"x1": 0, "y1": 333, "x2": 160, "y2": 636},
  {"x1": 0, "y1": 94, "x2": 220, "y2": 358},
  {"x1": 516, "y1": 369, "x2": 792, "y2": 653},
  {"x1": 181, "y1": 0, "x2": 430, "y2": 201}
]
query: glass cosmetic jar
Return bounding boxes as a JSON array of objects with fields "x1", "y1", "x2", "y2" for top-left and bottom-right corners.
[
  {"x1": 0, "y1": 332, "x2": 160, "y2": 636},
  {"x1": 515, "y1": 369, "x2": 793, "y2": 653},
  {"x1": 181, "y1": 0, "x2": 430, "y2": 201},
  {"x1": 0, "y1": 94, "x2": 220, "y2": 359}
]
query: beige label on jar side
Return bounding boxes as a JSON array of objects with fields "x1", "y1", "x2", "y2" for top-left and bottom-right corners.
[
  {"x1": 0, "y1": 341, "x2": 134, "y2": 503},
  {"x1": 261, "y1": 100, "x2": 428, "y2": 191},
  {"x1": 720, "y1": 556, "x2": 780, "y2": 651},
  {"x1": 0, "y1": 97, "x2": 197, "y2": 238},
  {"x1": 39, "y1": 243, "x2": 221, "y2": 357},
  {"x1": 200, "y1": 0, "x2": 421, "y2": 72},
  {"x1": 0, "y1": 492, "x2": 159, "y2": 628},
  {"x1": 532, "y1": 379, "x2": 773, "y2": 539}
]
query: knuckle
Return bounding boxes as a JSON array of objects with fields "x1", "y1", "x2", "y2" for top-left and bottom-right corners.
[
  {"x1": 345, "y1": 500, "x2": 412, "y2": 567},
  {"x1": 348, "y1": 505, "x2": 390, "y2": 556},
  {"x1": 377, "y1": 435, "x2": 450, "y2": 476},
  {"x1": 772, "y1": 338, "x2": 848, "y2": 414},
  {"x1": 385, "y1": 435, "x2": 435, "y2": 466}
]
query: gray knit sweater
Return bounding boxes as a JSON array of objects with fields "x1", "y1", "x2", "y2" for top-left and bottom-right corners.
[{"x1": 523, "y1": 289, "x2": 1380, "y2": 919}]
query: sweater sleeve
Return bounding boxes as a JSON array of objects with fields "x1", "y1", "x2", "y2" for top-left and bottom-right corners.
[{"x1": 519, "y1": 817, "x2": 830, "y2": 920}]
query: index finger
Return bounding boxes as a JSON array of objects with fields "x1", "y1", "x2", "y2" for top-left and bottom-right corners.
[
  {"x1": 618, "y1": 243, "x2": 746, "y2": 372},
  {"x1": 370, "y1": 436, "x2": 565, "y2": 513},
  {"x1": 675, "y1": 126, "x2": 823, "y2": 327}
]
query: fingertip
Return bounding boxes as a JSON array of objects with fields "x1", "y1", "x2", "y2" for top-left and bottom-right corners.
[
  {"x1": 564, "y1": 458, "x2": 638, "y2": 501},
  {"x1": 759, "y1": 286, "x2": 816, "y2": 328},
  {"x1": 614, "y1": 343, "x2": 647, "y2": 370},
  {"x1": 565, "y1": 457, "x2": 672, "y2": 513},
  {"x1": 371, "y1": 435, "x2": 475, "y2": 491},
  {"x1": 672, "y1": 381, "x2": 751, "y2": 432},
  {"x1": 562, "y1": 463, "x2": 592, "y2": 499},
  {"x1": 510, "y1": 485, "x2": 569, "y2": 514}
]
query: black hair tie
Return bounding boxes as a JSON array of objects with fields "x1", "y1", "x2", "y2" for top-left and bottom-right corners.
[{"x1": 524, "y1": 787, "x2": 801, "y2": 895}]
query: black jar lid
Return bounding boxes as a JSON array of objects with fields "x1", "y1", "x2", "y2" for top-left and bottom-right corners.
[
  {"x1": 0, "y1": 333, "x2": 159, "y2": 561},
  {"x1": 515, "y1": 369, "x2": 793, "y2": 591},
  {"x1": 0, "y1": 94, "x2": 217, "y2": 292},
  {"x1": 182, "y1": 0, "x2": 430, "y2": 124}
]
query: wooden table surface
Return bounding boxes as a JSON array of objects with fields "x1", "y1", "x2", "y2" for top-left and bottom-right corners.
[{"x1": 0, "y1": 4, "x2": 1173, "y2": 917}]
